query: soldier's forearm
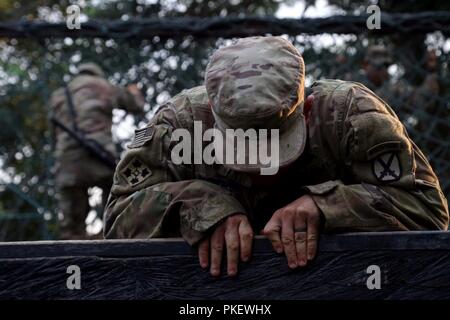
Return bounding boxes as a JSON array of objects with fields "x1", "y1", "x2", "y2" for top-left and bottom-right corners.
[
  {"x1": 115, "y1": 86, "x2": 145, "y2": 113},
  {"x1": 104, "y1": 179, "x2": 246, "y2": 245},
  {"x1": 304, "y1": 181, "x2": 448, "y2": 233}
]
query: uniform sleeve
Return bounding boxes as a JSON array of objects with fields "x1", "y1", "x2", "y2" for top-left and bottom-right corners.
[
  {"x1": 114, "y1": 86, "x2": 145, "y2": 115},
  {"x1": 304, "y1": 84, "x2": 449, "y2": 232},
  {"x1": 103, "y1": 106, "x2": 246, "y2": 245}
]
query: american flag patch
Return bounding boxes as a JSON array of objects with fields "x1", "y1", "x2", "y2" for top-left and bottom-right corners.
[{"x1": 127, "y1": 125, "x2": 155, "y2": 149}]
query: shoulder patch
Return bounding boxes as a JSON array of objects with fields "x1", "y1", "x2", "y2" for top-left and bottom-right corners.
[
  {"x1": 372, "y1": 152, "x2": 401, "y2": 182},
  {"x1": 120, "y1": 157, "x2": 152, "y2": 186},
  {"x1": 128, "y1": 125, "x2": 155, "y2": 149}
]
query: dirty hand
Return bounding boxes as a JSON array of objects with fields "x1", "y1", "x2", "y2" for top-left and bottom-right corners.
[
  {"x1": 126, "y1": 84, "x2": 146, "y2": 109},
  {"x1": 263, "y1": 195, "x2": 321, "y2": 268},
  {"x1": 126, "y1": 83, "x2": 141, "y2": 96},
  {"x1": 198, "y1": 214, "x2": 253, "y2": 277}
]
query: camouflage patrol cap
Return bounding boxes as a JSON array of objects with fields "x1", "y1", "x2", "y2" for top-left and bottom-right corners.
[
  {"x1": 365, "y1": 45, "x2": 392, "y2": 66},
  {"x1": 205, "y1": 36, "x2": 306, "y2": 173},
  {"x1": 78, "y1": 62, "x2": 105, "y2": 77}
]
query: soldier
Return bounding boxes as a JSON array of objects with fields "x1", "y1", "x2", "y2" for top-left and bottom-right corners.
[
  {"x1": 410, "y1": 49, "x2": 441, "y2": 116},
  {"x1": 51, "y1": 62, "x2": 145, "y2": 240},
  {"x1": 103, "y1": 37, "x2": 448, "y2": 276},
  {"x1": 358, "y1": 45, "x2": 412, "y2": 113},
  {"x1": 359, "y1": 45, "x2": 391, "y2": 89},
  {"x1": 406, "y1": 50, "x2": 448, "y2": 197}
]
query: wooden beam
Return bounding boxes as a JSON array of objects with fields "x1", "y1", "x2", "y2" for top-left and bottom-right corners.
[{"x1": 1, "y1": 231, "x2": 449, "y2": 299}]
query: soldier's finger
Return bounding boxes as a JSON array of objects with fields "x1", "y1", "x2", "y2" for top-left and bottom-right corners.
[
  {"x1": 210, "y1": 225, "x2": 225, "y2": 276},
  {"x1": 239, "y1": 219, "x2": 253, "y2": 262},
  {"x1": 294, "y1": 215, "x2": 307, "y2": 267},
  {"x1": 198, "y1": 238, "x2": 209, "y2": 269},
  {"x1": 262, "y1": 218, "x2": 283, "y2": 254},
  {"x1": 225, "y1": 224, "x2": 240, "y2": 277},
  {"x1": 281, "y1": 216, "x2": 297, "y2": 269},
  {"x1": 307, "y1": 214, "x2": 319, "y2": 261}
]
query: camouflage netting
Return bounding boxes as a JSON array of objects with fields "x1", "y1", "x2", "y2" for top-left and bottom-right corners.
[{"x1": 0, "y1": 13, "x2": 449, "y2": 240}]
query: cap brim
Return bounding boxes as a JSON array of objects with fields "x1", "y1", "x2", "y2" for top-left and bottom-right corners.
[{"x1": 213, "y1": 109, "x2": 307, "y2": 174}]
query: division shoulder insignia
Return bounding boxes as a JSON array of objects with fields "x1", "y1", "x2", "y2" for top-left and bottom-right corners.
[
  {"x1": 372, "y1": 152, "x2": 401, "y2": 182},
  {"x1": 120, "y1": 157, "x2": 152, "y2": 186},
  {"x1": 128, "y1": 125, "x2": 155, "y2": 149}
]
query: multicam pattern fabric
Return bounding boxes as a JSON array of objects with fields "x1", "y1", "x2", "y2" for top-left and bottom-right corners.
[{"x1": 205, "y1": 36, "x2": 307, "y2": 170}]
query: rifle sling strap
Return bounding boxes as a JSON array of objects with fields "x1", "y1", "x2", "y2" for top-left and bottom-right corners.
[{"x1": 64, "y1": 84, "x2": 80, "y2": 133}]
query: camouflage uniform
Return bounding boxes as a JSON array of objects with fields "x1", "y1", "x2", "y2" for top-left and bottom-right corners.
[
  {"x1": 104, "y1": 37, "x2": 448, "y2": 246},
  {"x1": 51, "y1": 63, "x2": 145, "y2": 239}
]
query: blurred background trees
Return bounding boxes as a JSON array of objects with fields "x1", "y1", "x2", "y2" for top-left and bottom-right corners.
[{"x1": 0, "y1": 0, "x2": 448, "y2": 240}]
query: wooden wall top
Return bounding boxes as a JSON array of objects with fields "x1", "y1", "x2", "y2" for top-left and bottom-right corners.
[
  {"x1": 0, "y1": 231, "x2": 449, "y2": 259},
  {"x1": 1, "y1": 231, "x2": 449, "y2": 299}
]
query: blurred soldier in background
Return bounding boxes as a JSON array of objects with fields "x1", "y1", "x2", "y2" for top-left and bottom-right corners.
[
  {"x1": 358, "y1": 45, "x2": 412, "y2": 113},
  {"x1": 50, "y1": 62, "x2": 145, "y2": 240},
  {"x1": 405, "y1": 49, "x2": 445, "y2": 176},
  {"x1": 329, "y1": 54, "x2": 353, "y2": 81},
  {"x1": 410, "y1": 49, "x2": 441, "y2": 116},
  {"x1": 359, "y1": 45, "x2": 391, "y2": 90}
]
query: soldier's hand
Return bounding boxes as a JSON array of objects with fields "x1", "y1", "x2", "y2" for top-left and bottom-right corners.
[
  {"x1": 126, "y1": 83, "x2": 145, "y2": 102},
  {"x1": 263, "y1": 195, "x2": 321, "y2": 268},
  {"x1": 126, "y1": 83, "x2": 141, "y2": 96},
  {"x1": 198, "y1": 214, "x2": 253, "y2": 277}
]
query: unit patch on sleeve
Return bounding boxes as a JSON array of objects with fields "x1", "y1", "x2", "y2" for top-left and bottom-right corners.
[
  {"x1": 372, "y1": 152, "x2": 401, "y2": 182},
  {"x1": 121, "y1": 157, "x2": 152, "y2": 186}
]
